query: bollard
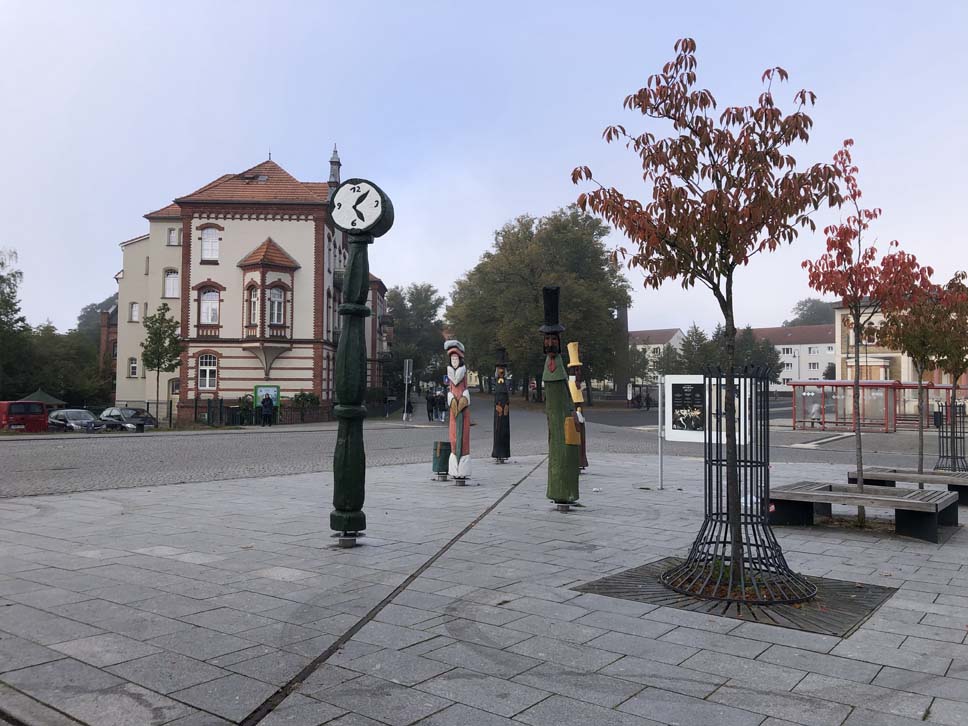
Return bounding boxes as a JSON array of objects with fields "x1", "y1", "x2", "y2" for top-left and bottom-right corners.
[{"x1": 432, "y1": 441, "x2": 451, "y2": 481}]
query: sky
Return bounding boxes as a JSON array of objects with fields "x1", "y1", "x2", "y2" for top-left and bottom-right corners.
[{"x1": 2, "y1": 0, "x2": 966, "y2": 334}]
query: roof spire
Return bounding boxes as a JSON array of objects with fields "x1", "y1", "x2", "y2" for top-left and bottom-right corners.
[
  {"x1": 268, "y1": 143, "x2": 271, "y2": 161},
  {"x1": 329, "y1": 144, "x2": 341, "y2": 184}
]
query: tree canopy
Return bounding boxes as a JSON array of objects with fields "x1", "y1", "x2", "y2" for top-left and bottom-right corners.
[
  {"x1": 384, "y1": 283, "x2": 445, "y2": 394},
  {"x1": 783, "y1": 298, "x2": 834, "y2": 326},
  {"x1": 446, "y1": 206, "x2": 631, "y2": 391}
]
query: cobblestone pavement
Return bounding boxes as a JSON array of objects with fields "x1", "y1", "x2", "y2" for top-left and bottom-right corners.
[
  {"x1": 1, "y1": 452, "x2": 967, "y2": 725},
  {"x1": 0, "y1": 407, "x2": 930, "y2": 499}
]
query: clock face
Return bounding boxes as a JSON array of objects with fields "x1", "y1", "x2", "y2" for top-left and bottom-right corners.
[{"x1": 331, "y1": 180, "x2": 384, "y2": 232}]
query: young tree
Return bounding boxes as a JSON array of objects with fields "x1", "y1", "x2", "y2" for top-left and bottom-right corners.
[
  {"x1": 384, "y1": 283, "x2": 445, "y2": 395},
  {"x1": 823, "y1": 362, "x2": 836, "y2": 380},
  {"x1": 574, "y1": 37, "x2": 840, "y2": 588},
  {"x1": 0, "y1": 249, "x2": 30, "y2": 399},
  {"x1": 141, "y1": 303, "x2": 183, "y2": 416},
  {"x1": 629, "y1": 344, "x2": 652, "y2": 383},
  {"x1": 783, "y1": 298, "x2": 834, "y2": 326},
  {"x1": 877, "y1": 278, "x2": 943, "y2": 473},
  {"x1": 710, "y1": 325, "x2": 782, "y2": 382},
  {"x1": 804, "y1": 142, "x2": 931, "y2": 523},
  {"x1": 677, "y1": 323, "x2": 710, "y2": 374},
  {"x1": 931, "y1": 274, "x2": 968, "y2": 470},
  {"x1": 652, "y1": 343, "x2": 682, "y2": 376}
]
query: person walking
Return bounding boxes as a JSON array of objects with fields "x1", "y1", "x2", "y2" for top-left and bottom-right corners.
[
  {"x1": 436, "y1": 390, "x2": 447, "y2": 423},
  {"x1": 405, "y1": 394, "x2": 414, "y2": 422},
  {"x1": 426, "y1": 390, "x2": 435, "y2": 422},
  {"x1": 260, "y1": 393, "x2": 274, "y2": 427}
]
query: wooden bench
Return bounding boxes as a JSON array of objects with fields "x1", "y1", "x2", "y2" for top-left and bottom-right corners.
[
  {"x1": 848, "y1": 466, "x2": 968, "y2": 505},
  {"x1": 770, "y1": 481, "x2": 959, "y2": 543}
]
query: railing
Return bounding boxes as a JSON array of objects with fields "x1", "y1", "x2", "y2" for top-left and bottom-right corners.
[
  {"x1": 268, "y1": 326, "x2": 288, "y2": 339},
  {"x1": 189, "y1": 397, "x2": 332, "y2": 427},
  {"x1": 244, "y1": 325, "x2": 258, "y2": 339},
  {"x1": 197, "y1": 324, "x2": 220, "y2": 338}
]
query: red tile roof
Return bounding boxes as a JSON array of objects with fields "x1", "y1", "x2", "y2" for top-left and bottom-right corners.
[
  {"x1": 629, "y1": 328, "x2": 683, "y2": 345},
  {"x1": 144, "y1": 203, "x2": 181, "y2": 220},
  {"x1": 303, "y1": 182, "x2": 331, "y2": 203},
  {"x1": 751, "y1": 324, "x2": 835, "y2": 345},
  {"x1": 237, "y1": 238, "x2": 301, "y2": 269},
  {"x1": 176, "y1": 161, "x2": 325, "y2": 205}
]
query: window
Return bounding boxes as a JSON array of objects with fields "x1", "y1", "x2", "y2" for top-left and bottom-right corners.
[
  {"x1": 198, "y1": 354, "x2": 217, "y2": 390},
  {"x1": 782, "y1": 377, "x2": 792, "y2": 385},
  {"x1": 144, "y1": 256, "x2": 150, "y2": 275},
  {"x1": 827, "y1": 345, "x2": 834, "y2": 353},
  {"x1": 163, "y1": 269, "x2": 179, "y2": 298},
  {"x1": 129, "y1": 302, "x2": 140, "y2": 322},
  {"x1": 167, "y1": 228, "x2": 179, "y2": 246},
  {"x1": 199, "y1": 289, "x2": 219, "y2": 324},
  {"x1": 201, "y1": 228, "x2": 219, "y2": 261},
  {"x1": 781, "y1": 347, "x2": 793, "y2": 355},
  {"x1": 269, "y1": 287, "x2": 285, "y2": 325},
  {"x1": 807, "y1": 346, "x2": 818, "y2": 355},
  {"x1": 169, "y1": 378, "x2": 180, "y2": 395},
  {"x1": 784, "y1": 362, "x2": 793, "y2": 370},
  {"x1": 111, "y1": 341, "x2": 117, "y2": 359},
  {"x1": 128, "y1": 357, "x2": 138, "y2": 377},
  {"x1": 248, "y1": 287, "x2": 259, "y2": 325},
  {"x1": 808, "y1": 362, "x2": 819, "y2": 371}
]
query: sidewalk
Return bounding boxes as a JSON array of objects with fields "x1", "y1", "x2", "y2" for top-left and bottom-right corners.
[{"x1": 1, "y1": 454, "x2": 967, "y2": 725}]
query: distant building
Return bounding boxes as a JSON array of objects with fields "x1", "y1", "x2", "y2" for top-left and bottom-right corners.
[
  {"x1": 750, "y1": 324, "x2": 835, "y2": 391},
  {"x1": 629, "y1": 328, "x2": 684, "y2": 384},
  {"x1": 112, "y1": 150, "x2": 391, "y2": 420},
  {"x1": 98, "y1": 303, "x2": 118, "y2": 391}
]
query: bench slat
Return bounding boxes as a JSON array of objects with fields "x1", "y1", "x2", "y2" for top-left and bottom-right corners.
[
  {"x1": 848, "y1": 468, "x2": 968, "y2": 485},
  {"x1": 772, "y1": 482, "x2": 958, "y2": 512}
]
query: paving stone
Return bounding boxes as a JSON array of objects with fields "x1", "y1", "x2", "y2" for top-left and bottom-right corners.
[
  {"x1": 599, "y1": 654, "x2": 727, "y2": 698},
  {"x1": 281, "y1": 633, "x2": 339, "y2": 657},
  {"x1": 59, "y1": 682, "x2": 194, "y2": 726},
  {"x1": 659, "y1": 626, "x2": 770, "y2": 658},
  {"x1": 296, "y1": 664, "x2": 363, "y2": 697},
  {"x1": 129, "y1": 593, "x2": 219, "y2": 618},
  {"x1": 318, "y1": 639, "x2": 381, "y2": 666},
  {"x1": 842, "y1": 708, "x2": 930, "y2": 725},
  {"x1": 411, "y1": 702, "x2": 517, "y2": 725},
  {"x1": 502, "y1": 613, "x2": 607, "y2": 644},
  {"x1": 0, "y1": 631, "x2": 65, "y2": 672},
  {"x1": 182, "y1": 606, "x2": 279, "y2": 634},
  {"x1": 441, "y1": 600, "x2": 529, "y2": 626},
  {"x1": 315, "y1": 673, "x2": 452, "y2": 725},
  {"x1": 830, "y1": 638, "x2": 951, "y2": 674},
  {"x1": 501, "y1": 596, "x2": 588, "y2": 622},
  {"x1": 353, "y1": 621, "x2": 436, "y2": 649},
  {"x1": 6, "y1": 586, "x2": 94, "y2": 609},
  {"x1": 709, "y1": 682, "x2": 851, "y2": 726},
  {"x1": 872, "y1": 666, "x2": 968, "y2": 702},
  {"x1": 0, "y1": 658, "x2": 124, "y2": 707},
  {"x1": 344, "y1": 647, "x2": 454, "y2": 685},
  {"x1": 587, "y1": 631, "x2": 698, "y2": 665},
  {"x1": 323, "y1": 713, "x2": 390, "y2": 726},
  {"x1": 926, "y1": 697, "x2": 968, "y2": 726},
  {"x1": 171, "y1": 673, "x2": 277, "y2": 722},
  {"x1": 508, "y1": 635, "x2": 622, "y2": 671},
  {"x1": 226, "y1": 649, "x2": 313, "y2": 685},
  {"x1": 427, "y1": 618, "x2": 532, "y2": 648},
  {"x1": 515, "y1": 693, "x2": 661, "y2": 726},
  {"x1": 207, "y1": 644, "x2": 278, "y2": 667},
  {"x1": 731, "y1": 622, "x2": 841, "y2": 653},
  {"x1": 258, "y1": 602, "x2": 337, "y2": 625},
  {"x1": 793, "y1": 673, "x2": 931, "y2": 720},
  {"x1": 620, "y1": 686, "x2": 765, "y2": 726},
  {"x1": 575, "y1": 611, "x2": 677, "y2": 639},
  {"x1": 106, "y1": 650, "x2": 228, "y2": 694},
  {"x1": 82, "y1": 583, "x2": 169, "y2": 604},
  {"x1": 148, "y1": 626, "x2": 258, "y2": 660},
  {"x1": 642, "y1": 606, "x2": 741, "y2": 634},
  {"x1": 201, "y1": 591, "x2": 296, "y2": 613},
  {"x1": 305, "y1": 612, "x2": 361, "y2": 635},
  {"x1": 0, "y1": 603, "x2": 104, "y2": 644},
  {"x1": 50, "y1": 633, "x2": 162, "y2": 667},
  {"x1": 250, "y1": 566, "x2": 319, "y2": 581},
  {"x1": 567, "y1": 593, "x2": 659, "y2": 616},
  {"x1": 681, "y1": 649, "x2": 807, "y2": 690},
  {"x1": 403, "y1": 635, "x2": 457, "y2": 656},
  {"x1": 424, "y1": 641, "x2": 541, "y2": 678},
  {"x1": 242, "y1": 622, "x2": 334, "y2": 647},
  {"x1": 0, "y1": 578, "x2": 47, "y2": 596},
  {"x1": 757, "y1": 644, "x2": 882, "y2": 684},
  {"x1": 416, "y1": 667, "x2": 547, "y2": 718},
  {"x1": 0, "y1": 681, "x2": 82, "y2": 726},
  {"x1": 254, "y1": 692, "x2": 345, "y2": 725},
  {"x1": 512, "y1": 661, "x2": 643, "y2": 707},
  {"x1": 372, "y1": 603, "x2": 440, "y2": 627}
]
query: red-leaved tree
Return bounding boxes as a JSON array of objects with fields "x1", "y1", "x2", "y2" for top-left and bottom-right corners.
[
  {"x1": 803, "y1": 141, "x2": 932, "y2": 524},
  {"x1": 573, "y1": 38, "x2": 840, "y2": 587},
  {"x1": 933, "y1": 273, "x2": 968, "y2": 470}
]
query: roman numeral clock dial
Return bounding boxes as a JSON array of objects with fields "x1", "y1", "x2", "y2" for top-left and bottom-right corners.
[{"x1": 329, "y1": 178, "x2": 394, "y2": 238}]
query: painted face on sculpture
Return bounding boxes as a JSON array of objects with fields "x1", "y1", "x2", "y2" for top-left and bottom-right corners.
[
  {"x1": 544, "y1": 334, "x2": 560, "y2": 355},
  {"x1": 450, "y1": 353, "x2": 462, "y2": 368},
  {"x1": 495, "y1": 366, "x2": 506, "y2": 382}
]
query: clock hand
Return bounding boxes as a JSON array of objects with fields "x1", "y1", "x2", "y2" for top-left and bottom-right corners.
[{"x1": 352, "y1": 190, "x2": 370, "y2": 211}]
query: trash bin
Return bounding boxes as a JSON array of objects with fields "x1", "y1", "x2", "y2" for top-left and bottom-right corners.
[
  {"x1": 934, "y1": 411, "x2": 943, "y2": 429},
  {"x1": 136, "y1": 423, "x2": 145, "y2": 433},
  {"x1": 432, "y1": 441, "x2": 451, "y2": 480}
]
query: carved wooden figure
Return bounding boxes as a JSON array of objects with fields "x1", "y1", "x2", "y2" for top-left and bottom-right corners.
[
  {"x1": 541, "y1": 286, "x2": 580, "y2": 507},
  {"x1": 446, "y1": 340, "x2": 471, "y2": 479},
  {"x1": 567, "y1": 341, "x2": 589, "y2": 470},
  {"x1": 491, "y1": 347, "x2": 511, "y2": 462}
]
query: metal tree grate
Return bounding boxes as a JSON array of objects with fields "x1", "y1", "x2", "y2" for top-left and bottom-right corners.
[
  {"x1": 659, "y1": 369, "x2": 817, "y2": 604},
  {"x1": 935, "y1": 402, "x2": 968, "y2": 472},
  {"x1": 578, "y1": 558, "x2": 895, "y2": 637}
]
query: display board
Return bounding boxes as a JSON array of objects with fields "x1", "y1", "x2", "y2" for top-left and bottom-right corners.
[
  {"x1": 254, "y1": 385, "x2": 281, "y2": 406},
  {"x1": 664, "y1": 375, "x2": 704, "y2": 442}
]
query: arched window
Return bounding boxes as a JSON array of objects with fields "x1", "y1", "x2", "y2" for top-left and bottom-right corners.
[
  {"x1": 198, "y1": 354, "x2": 217, "y2": 390},
  {"x1": 201, "y1": 228, "x2": 219, "y2": 261},
  {"x1": 199, "y1": 289, "x2": 219, "y2": 324},
  {"x1": 269, "y1": 287, "x2": 285, "y2": 325},
  {"x1": 248, "y1": 286, "x2": 259, "y2": 326},
  {"x1": 164, "y1": 269, "x2": 179, "y2": 298}
]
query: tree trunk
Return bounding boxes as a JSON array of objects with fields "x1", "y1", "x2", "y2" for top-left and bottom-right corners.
[
  {"x1": 916, "y1": 372, "x2": 924, "y2": 477},
  {"x1": 951, "y1": 377, "x2": 959, "y2": 472},
  {"x1": 155, "y1": 370, "x2": 161, "y2": 422},
  {"x1": 721, "y1": 284, "x2": 744, "y2": 579},
  {"x1": 852, "y1": 309, "x2": 866, "y2": 526}
]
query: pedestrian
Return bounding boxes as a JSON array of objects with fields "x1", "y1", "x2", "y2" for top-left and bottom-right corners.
[
  {"x1": 405, "y1": 394, "x2": 414, "y2": 421},
  {"x1": 426, "y1": 390, "x2": 434, "y2": 422},
  {"x1": 260, "y1": 393, "x2": 274, "y2": 427},
  {"x1": 809, "y1": 401, "x2": 821, "y2": 428},
  {"x1": 644, "y1": 392, "x2": 652, "y2": 411},
  {"x1": 436, "y1": 390, "x2": 447, "y2": 423}
]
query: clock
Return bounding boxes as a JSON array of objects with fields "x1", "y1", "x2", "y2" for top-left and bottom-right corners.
[{"x1": 329, "y1": 178, "x2": 394, "y2": 237}]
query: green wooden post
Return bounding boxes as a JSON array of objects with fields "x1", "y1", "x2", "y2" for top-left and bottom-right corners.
[{"x1": 327, "y1": 178, "x2": 394, "y2": 545}]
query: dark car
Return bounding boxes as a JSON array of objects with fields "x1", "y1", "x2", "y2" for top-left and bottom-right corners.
[
  {"x1": 48, "y1": 409, "x2": 107, "y2": 433},
  {"x1": 99, "y1": 407, "x2": 158, "y2": 431}
]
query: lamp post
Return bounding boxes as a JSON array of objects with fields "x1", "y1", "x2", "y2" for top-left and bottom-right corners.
[{"x1": 328, "y1": 179, "x2": 394, "y2": 547}]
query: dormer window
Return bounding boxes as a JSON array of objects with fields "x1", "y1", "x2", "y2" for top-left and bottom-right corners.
[{"x1": 201, "y1": 228, "x2": 219, "y2": 261}]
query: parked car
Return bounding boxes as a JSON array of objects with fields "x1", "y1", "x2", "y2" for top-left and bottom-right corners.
[
  {"x1": 48, "y1": 409, "x2": 107, "y2": 433},
  {"x1": 0, "y1": 401, "x2": 48, "y2": 432},
  {"x1": 99, "y1": 407, "x2": 158, "y2": 431}
]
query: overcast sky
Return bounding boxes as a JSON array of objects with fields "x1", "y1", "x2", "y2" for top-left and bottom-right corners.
[{"x1": 2, "y1": 1, "x2": 965, "y2": 334}]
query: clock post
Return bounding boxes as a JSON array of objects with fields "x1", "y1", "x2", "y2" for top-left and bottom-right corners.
[{"x1": 328, "y1": 179, "x2": 394, "y2": 547}]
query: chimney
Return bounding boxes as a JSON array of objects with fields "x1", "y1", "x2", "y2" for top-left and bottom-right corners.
[{"x1": 329, "y1": 144, "x2": 341, "y2": 185}]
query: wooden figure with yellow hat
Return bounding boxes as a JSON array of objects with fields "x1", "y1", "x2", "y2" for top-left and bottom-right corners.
[{"x1": 567, "y1": 341, "x2": 589, "y2": 470}]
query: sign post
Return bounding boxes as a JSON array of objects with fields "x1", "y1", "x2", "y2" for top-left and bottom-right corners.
[
  {"x1": 658, "y1": 375, "x2": 664, "y2": 490},
  {"x1": 402, "y1": 358, "x2": 413, "y2": 421}
]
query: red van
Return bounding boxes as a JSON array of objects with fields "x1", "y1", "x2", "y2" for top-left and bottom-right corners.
[{"x1": 0, "y1": 401, "x2": 49, "y2": 432}]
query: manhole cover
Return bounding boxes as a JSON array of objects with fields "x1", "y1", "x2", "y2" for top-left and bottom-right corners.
[{"x1": 573, "y1": 557, "x2": 896, "y2": 637}]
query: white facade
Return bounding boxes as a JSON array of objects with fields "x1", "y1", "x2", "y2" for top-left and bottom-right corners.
[{"x1": 751, "y1": 325, "x2": 836, "y2": 393}]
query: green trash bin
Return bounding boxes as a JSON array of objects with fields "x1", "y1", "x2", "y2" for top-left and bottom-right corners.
[{"x1": 432, "y1": 441, "x2": 451, "y2": 480}]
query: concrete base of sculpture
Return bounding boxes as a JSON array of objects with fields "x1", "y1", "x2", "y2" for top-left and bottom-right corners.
[
  {"x1": 334, "y1": 531, "x2": 362, "y2": 548},
  {"x1": 555, "y1": 503, "x2": 572, "y2": 513}
]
